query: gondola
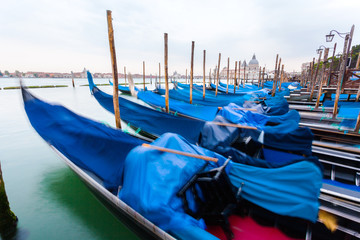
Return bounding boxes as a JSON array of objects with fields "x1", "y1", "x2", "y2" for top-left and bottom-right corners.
[
  {"x1": 89, "y1": 73, "x2": 360, "y2": 214},
  {"x1": 109, "y1": 79, "x2": 146, "y2": 94},
  {"x1": 156, "y1": 81, "x2": 290, "y2": 115},
  {"x1": 89, "y1": 72, "x2": 312, "y2": 157},
  {"x1": 21, "y1": 85, "x2": 322, "y2": 240}
]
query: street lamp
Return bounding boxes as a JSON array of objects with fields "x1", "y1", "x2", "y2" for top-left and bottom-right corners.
[
  {"x1": 316, "y1": 45, "x2": 330, "y2": 54},
  {"x1": 326, "y1": 30, "x2": 349, "y2": 42}
]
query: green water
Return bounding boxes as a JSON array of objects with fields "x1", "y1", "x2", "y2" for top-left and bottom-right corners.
[{"x1": 0, "y1": 84, "x2": 140, "y2": 240}]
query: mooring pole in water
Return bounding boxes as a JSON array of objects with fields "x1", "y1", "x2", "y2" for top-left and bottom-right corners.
[
  {"x1": 71, "y1": 71, "x2": 75, "y2": 87},
  {"x1": 333, "y1": 25, "x2": 354, "y2": 118},
  {"x1": 275, "y1": 58, "x2": 282, "y2": 95},
  {"x1": 237, "y1": 61, "x2": 241, "y2": 89},
  {"x1": 309, "y1": 51, "x2": 323, "y2": 102},
  {"x1": 234, "y1": 61, "x2": 238, "y2": 94},
  {"x1": 257, "y1": 67, "x2": 261, "y2": 88},
  {"x1": 308, "y1": 58, "x2": 314, "y2": 91},
  {"x1": 315, "y1": 48, "x2": 330, "y2": 108},
  {"x1": 124, "y1": 66, "x2": 127, "y2": 86},
  {"x1": 271, "y1": 54, "x2": 279, "y2": 96},
  {"x1": 158, "y1": 63, "x2": 161, "y2": 87},
  {"x1": 143, "y1": 61, "x2": 146, "y2": 91},
  {"x1": 164, "y1": 33, "x2": 169, "y2": 113},
  {"x1": 215, "y1": 53, "x2": 221, "y2": 96},
  {"x1": 0, "y1": 161, "x2": 18, "y2": 238},
  {"x1": 353, "y1": 52, "x2": 360, "y2": 100},
  {"x1": 242, "y1": 61, "x2": 245, "y2": 88},
  {"x1": 106, "y1": 10, "x2": 121, "y2": 129},
  {"x1": 273, "y1": 57, "x2": 281, "y2": 97},
  {"x1": 226, "y1": 57, "x2": 230, "y2": 94},
  {"x1": 209, "y1": 68, "x2": 212, "y2": 85},
  {"x1": 326, "y1": 43, "x2": 337, "y2": 87},
  {"x1": 261, "y1": 67, "x2": 265, "y2": 89},
  {"x1": 190, "y1": 41, "x2": 194, "y2": 104},
  {"x1": 203, "y1": 50, "x2": 206, "y2": 99},
  {"x1": 278, "y1": 64, "x2": 284, "y2": 92}
]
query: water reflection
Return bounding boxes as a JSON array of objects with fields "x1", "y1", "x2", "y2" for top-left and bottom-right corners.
[{"x1": 40, "y1": 167, "x2": 139, "y2": 240}]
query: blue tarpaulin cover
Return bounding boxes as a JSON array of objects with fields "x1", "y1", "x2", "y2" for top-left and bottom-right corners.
[
  {"x1": 210, "y1": 83, "x2": 269, "y2": 97},
  {"x1": 215, "y1": 104, "x2": 313, "y2": 155},
  {"x1": 323, "y1": 101, "x2": 360, "y2": 108},
  {"x1": 242, "y1": 96, "x2": 290, "y2": 116},
  {"x1": 320, "y1": 93, "x2": 356, "y2": 102},
  {"x1": 137, "y1": 91, "x2": 218, "y2": 121},
  {"x1": 156, "y1": 86, "x2": 253, "y2": 107},
  {"x1": 229, "y1": 160, "x2": 322, "y2": 222},
  {"x1": 22, "y1": 87, "x2": 145, "y2": 191},
  {"x1": 119, "y1": 133, "x2": 228, "y2": 233},
  {"x1": 88, "y1": 72, "x2": 205, "y2": 143},
  {"x1": 119, "y1": 132, "x2": 321, "y2": 231}
]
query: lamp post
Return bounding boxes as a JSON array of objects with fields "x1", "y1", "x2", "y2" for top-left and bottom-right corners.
[
  {"x1": 326, "y1": 30, "x2": 349, "y2": 42},
  {"x1": 316, "y1": 45, "x2": 327, "y2": 54},
  {"x1": 327, "y1": 25, "x2": 355, "y2": 118}
]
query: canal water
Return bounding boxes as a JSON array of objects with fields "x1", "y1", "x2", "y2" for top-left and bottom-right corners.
[{"x1": 0, "y1": 78, "x2": 153, "y2": 240}]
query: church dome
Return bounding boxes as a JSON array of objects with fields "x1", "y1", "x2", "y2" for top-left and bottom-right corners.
[{"x1": 248, "y1": 54, "x2": 259, "y2": 66}]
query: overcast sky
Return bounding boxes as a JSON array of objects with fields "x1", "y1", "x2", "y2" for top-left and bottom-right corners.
[{"x1": 1, "y1": 0, "x2": 359, "y2": 75}]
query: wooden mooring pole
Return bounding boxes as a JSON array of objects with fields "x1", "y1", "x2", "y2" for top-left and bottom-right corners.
[
  {"x1": 71, "y1": 71, "x2": 75, "y2": 87},
  {"x1": 124, "y1": 66, "x2": 127, "y2": 86},
  {"x1": 315, "y1": 48, "x2": 330, "y2": 108},
  {"x1": 226, "y1": 57, "x2": 230, "y2": 94},
  {"x1": 308, "y1": 58, "x2": 315, "y2": 91},
  {"x1": 271, "y1": 54, "x2": 279, "y2": 96},
  {"x1": 234, "y1": 61, "x2": 238, "y2": 94},
  {"x1": 278, "y1": 64, "x2": 284, "y2": 92},
  {"x1": 158, "y1": 63, "x2": 161, "y2": 86},
  {"x1": 237, "y1": 60, "x2": 245, "y2": 89},
  {"x1": 333, "y1": 25, "x2": 354, "y2": 118},
  {"x1": 203, "y1": 50, "x2": 206, "y2": 99},
  {"x1": 215, "y1": 53, "x2": 221, "y2": 96},
  {"x1": 190, "y1": 41, "x2": 194, "y2": 104},
  {"x1": 261, "y1": 67, "x2": 265, "y2": 89},
  {"x1": 309, "y1": 51, "x2": 323, "y2": 102},
  {"x1": 164, "y1": 33, "x2": 169, "y2": 113},
  {"x1": 326, "y1": 43, "x2": 337, "y2": 87},
  {"x1": 143, "y1": 61, "x2": 146, "y2": 91},
  {"x1": 0, "y1": 161, "x2": 18, "y2": 239},
  {"x1": 106, "y1": 10, "x2": 121, "y2": 129},
  {"x1": 209, "y1": 68, "x2": 212, "y2": 85},
  {"x1": 258, "y1": 67, "x2": 261, "y2": 88},
  {"x1": 356, "y1": 51, "x2": 360, "y2": 69},
  {"x1": 242, "y1": 61, "x2": 245, "y2": 88}
]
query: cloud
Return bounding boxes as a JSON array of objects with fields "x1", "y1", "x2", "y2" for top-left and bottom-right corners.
[{"x1": 0, "y1": 0, "x2": 359, "y2": 74}]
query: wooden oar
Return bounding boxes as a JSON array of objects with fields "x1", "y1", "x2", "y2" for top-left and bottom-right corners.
[
  {"x1": 217, "y1": 107, "x2": 257, "y2": 111},
  {"x1": 209, "y1": 122, "x2": 257, "y2": 130},
  {"x1": 142, "y1": 143, "x2": 218, "y2": 162}
]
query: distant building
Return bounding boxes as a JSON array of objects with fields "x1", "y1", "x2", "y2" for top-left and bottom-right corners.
[
  {"x1": 220, "y1": 54, "x2": 260, "y2": 81},
  {"x1": 171, "y1": 71, "x2": 181, "y2": 79}
]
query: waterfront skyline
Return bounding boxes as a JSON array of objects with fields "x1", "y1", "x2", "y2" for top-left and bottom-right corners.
[{"x1": 1, "y1": 0, "x2": 359, "y2": 75}]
